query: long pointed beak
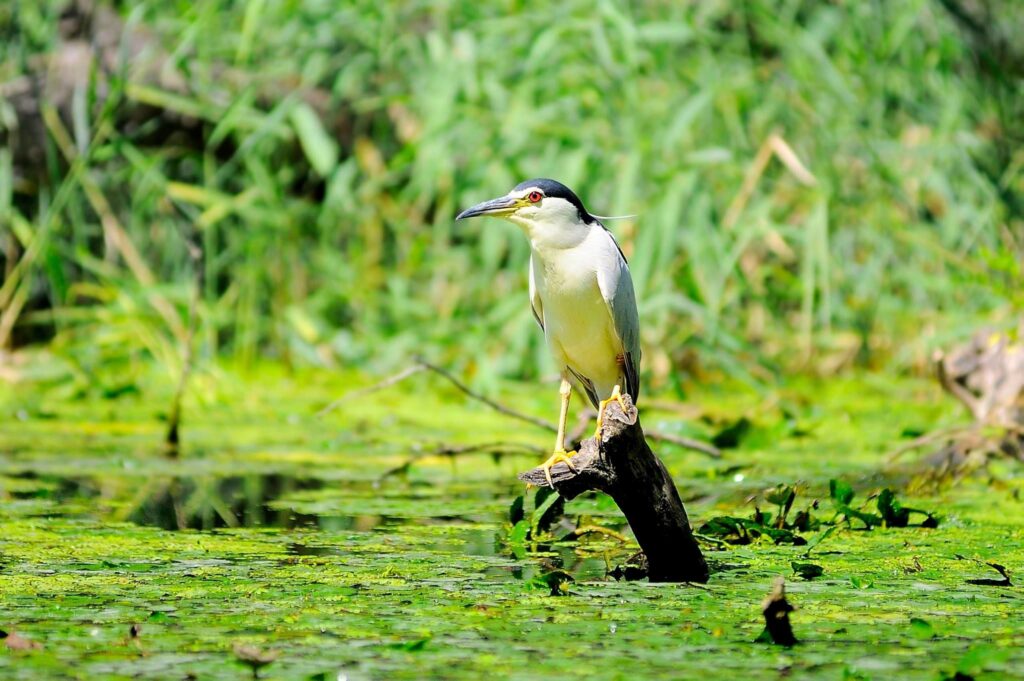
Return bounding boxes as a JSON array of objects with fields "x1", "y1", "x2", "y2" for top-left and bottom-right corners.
[{"x1": 456, "y1": 195, "x2": 518, "y2": 220}]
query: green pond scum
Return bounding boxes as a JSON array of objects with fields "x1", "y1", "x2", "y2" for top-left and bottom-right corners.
[{"x1": 1, "y1": 368, "x2": 1023, "y2": 680}]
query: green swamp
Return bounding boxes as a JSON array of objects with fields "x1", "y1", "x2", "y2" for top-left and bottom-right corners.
[{"x1": 1, "y1": 367, "x2": 1022, "y2": 679}]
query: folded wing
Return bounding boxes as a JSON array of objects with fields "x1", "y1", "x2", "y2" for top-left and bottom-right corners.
[{"x1": 595, "y1": 225, "x2": 641, "y2": 401}]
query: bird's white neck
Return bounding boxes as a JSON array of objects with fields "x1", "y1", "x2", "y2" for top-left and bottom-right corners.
[{"x1": 507, "y1": 199, "x2": 591, "y2": 253}]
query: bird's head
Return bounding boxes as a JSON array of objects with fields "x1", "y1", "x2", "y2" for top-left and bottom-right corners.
[{"x1": 456, "y1": 178, "x2": 596, "y2": 247}]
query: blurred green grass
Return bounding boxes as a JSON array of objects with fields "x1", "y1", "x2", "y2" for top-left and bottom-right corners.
[{"x1": 1, "y1": 0, "x2": 1021, "y2": 396}]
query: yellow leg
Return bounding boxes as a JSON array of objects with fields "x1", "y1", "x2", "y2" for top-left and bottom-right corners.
[
  {"x1": 594, "y1": 384, "x2": 627, "y2": 438},
  {"x1": 539, "y1": 377, "x2": 576, "y2": 487}
]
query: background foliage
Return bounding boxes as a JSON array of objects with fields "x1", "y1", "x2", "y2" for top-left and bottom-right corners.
[{"x1": 2, "y1": 0, "x2": 1022, "y2": 395}]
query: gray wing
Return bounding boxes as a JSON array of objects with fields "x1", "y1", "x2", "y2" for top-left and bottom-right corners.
[
  {"x1": 528, "y1": 255, "x2": 544, "y2": 330},
  {"x1": 595, "y1": 226, "x2": 641, "y2": 401}
]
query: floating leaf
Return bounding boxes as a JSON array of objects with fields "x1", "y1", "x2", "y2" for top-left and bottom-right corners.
[
  {"x1": 791, "y1": 561, "x2": 824, "y2": 580},
  {"x1": 699, "y1": 516, "x2": 806, "y2": 546},
  {"x1": 876, "y1": 488, "x2": 910, "y2": 527},
  {"x1": 699, "y1": 516, "x2": 746, "y2": 541},
  {"x1": 958, "y1": 556, "x2": 1013, "y2": 587},
  {"x1": 829, "y1": 479, "x2": 855, "y2": 506},
  {"x1": 402, "y1": 638, "x2": 429, "y2": 652},
  {"x1": 828, "y1": 482, "x2": 882, "y2": 529},
  {"x1": 752, "y1": 507, "x2": 772, "y2": 526},
  {"x1": 790, "y1": 507, "x2": 815, "y2": 532},
  {"x1": 766, "y1": 484, "x2": 797, "y2": 527},
  {"x1": 802, "y1": 525, "x2": 837, "y2": 557},
  {"x1": 909, "y1": 617, "x2": 934, "y2": 640},
  {"x1": 533, "y1": 487, "x2": 564, "y2": 535},
  {"x1": 506, "y1": 519, "x2": 529, "y2": 557},
  {"x1": 841, "y1": 508, "x2": 883, "y2": 529},
  {"x1": 711, "y1": 417, "x2": 751, "y2": 449},
  {"x1": 508, "y1": 495, "x2": 525, "y2": 525},
  {"x1": 766, "y1": 484, "x2": 796, "y2": 508},
  {"x1": 531, "y1": 570, "x2": 574, "y2": 596},
  {"x1": 877, "y1": 489, "x2": 940, "y2": 528}
]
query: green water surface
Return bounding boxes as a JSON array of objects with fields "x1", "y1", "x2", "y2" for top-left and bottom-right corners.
[{"x1": 1, "y1": 369, "x2": 1022, "y2": 680}]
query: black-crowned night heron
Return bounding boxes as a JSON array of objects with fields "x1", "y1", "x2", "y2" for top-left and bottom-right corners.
[{"x1": 457, "y1": 179, "x2": 641, "y2": 485}]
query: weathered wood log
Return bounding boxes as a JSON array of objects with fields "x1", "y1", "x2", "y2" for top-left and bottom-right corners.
[
  {"x1": 518, "y1": 396, "x2": 709, "y2": 583},
  {"x1": 928, "y1": 323, "x2": 1024, "y2": 463},
  {"x1": 936, "y1": 324, "x2": 1024, "y2": 428}
]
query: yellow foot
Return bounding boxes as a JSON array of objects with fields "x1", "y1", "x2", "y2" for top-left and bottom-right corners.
[
  {"x1": 539, "y1": 448, "x2": 577, "y2": 488},
  {"x1": 594, "y1": 384, "x2": 628, "y2": 438}
]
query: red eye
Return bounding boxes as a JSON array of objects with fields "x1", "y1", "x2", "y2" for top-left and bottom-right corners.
[{"x1": 528, "y1": 191, "x2": 542, "y2": 203}]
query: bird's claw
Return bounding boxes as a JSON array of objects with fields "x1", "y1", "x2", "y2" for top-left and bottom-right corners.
[
  {"x1": 539, "y1": 448, "x2": 577, "y2": 488},
  {"x1": 594, "y1": 384, "x2": 627, "y2": 438}
]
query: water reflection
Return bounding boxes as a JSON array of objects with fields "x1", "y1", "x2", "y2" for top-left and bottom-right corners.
[
  {"x1": 17, "y1": 471, "x2": 515, "y2": 531},
  {"x1": 23, "y1": 471, "x2": 393, "y2": 530},
  {"x1": 123, "y1": 473, "x2": 325, "y2": 530},
  {"x1": 10, "y1": 470, "x2": 634, "y2": 581}
]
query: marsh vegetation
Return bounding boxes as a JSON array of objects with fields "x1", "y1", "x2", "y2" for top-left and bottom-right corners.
[{"x1": 2, "y1": 1, "x2": 1023, "y2": 679}]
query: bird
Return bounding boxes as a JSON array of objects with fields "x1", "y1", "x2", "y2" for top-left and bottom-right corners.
[{"x1": 456, "y1": 178, "x2": 641, "y2": 486}]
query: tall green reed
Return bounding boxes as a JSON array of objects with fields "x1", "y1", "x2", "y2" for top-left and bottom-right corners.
[{"x1": 2, "y1": 0, "x2": 1019, "y2": 396}]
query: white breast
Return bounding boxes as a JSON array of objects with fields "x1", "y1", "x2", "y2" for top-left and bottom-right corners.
[{"x1": 532, "y1": 229, "x2": 623, "y2": 398}]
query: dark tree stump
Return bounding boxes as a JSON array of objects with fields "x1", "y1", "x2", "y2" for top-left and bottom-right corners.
[
  {"x1": 518, "y1": 396, "x2": 709, "y2": 583},
  {"x1": 760, "y1": 577, "x2": 797, "y2": 646}
]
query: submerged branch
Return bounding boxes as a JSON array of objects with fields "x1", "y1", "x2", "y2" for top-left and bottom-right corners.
[
  {"x1": 408, "y1": 358, "x2": 558, "y2": 431},
  {"x1": 884, "y1": 426, "x2": 976, "y2": 464},
  {"x1": 379, "y1": 441, "x2": 545, "y2": 480},
  {"x1": 321, "y1": 360, "x2": 720, "y2": 458},
  {"x1": 645, "y1": 430, "x2": 721, "y2": 458},
  {"x1": 565, "y1": 524, "x2": 631, "y2": 543},
  {"x1": 316, "y1": 364, "x2": 428, "y2": 416}
]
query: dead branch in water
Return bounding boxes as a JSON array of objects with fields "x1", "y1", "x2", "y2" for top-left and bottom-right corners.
[
  {"x1": 378, "y1": 441, "x2": 546, "y2": 481},
  {"x1": 321, "y1": 359, "x2": 720, "y2": 458},
  {"x1": 893, "y1": 323, "x2": 1024, "y2": 468}
]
